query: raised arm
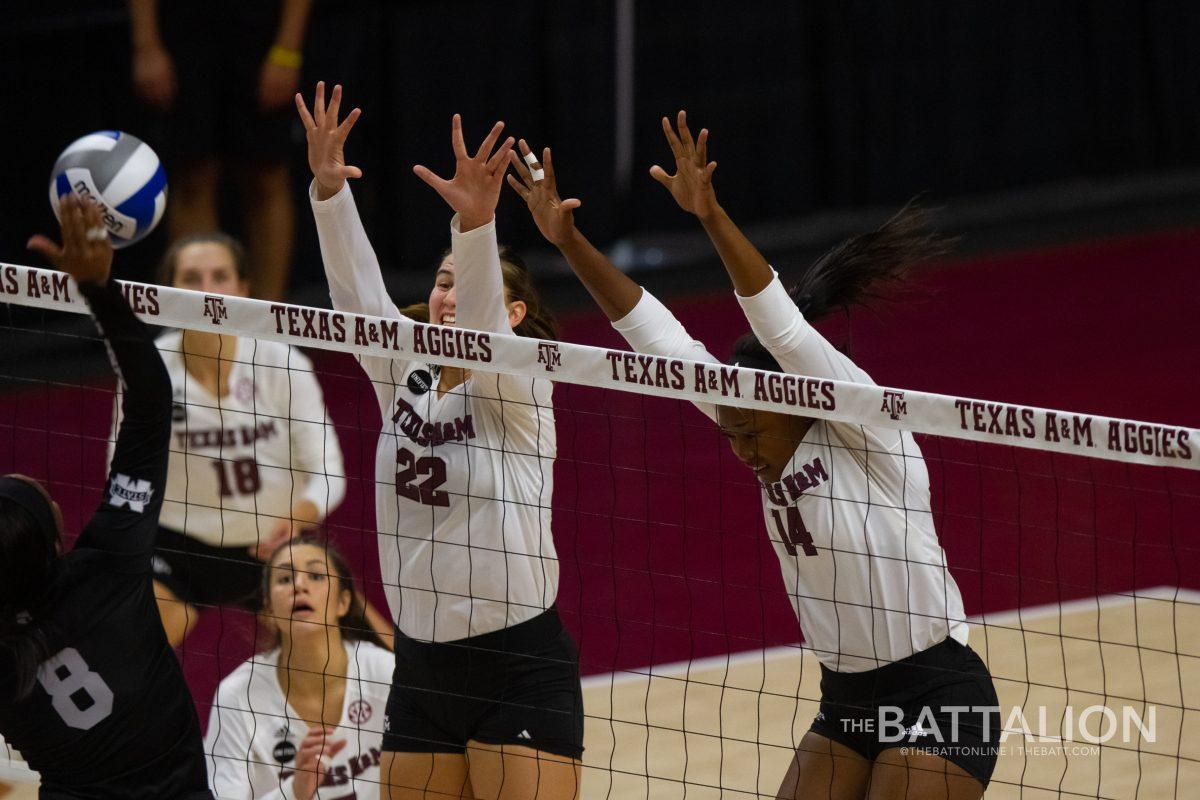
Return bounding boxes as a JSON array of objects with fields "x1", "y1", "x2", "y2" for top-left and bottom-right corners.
[
  {"x1": 506, "y1": 142, "x2": 642, "y2": 322},
  {"x1": 650, "y1": 110, "x2": 772, "y2": 297},
  {"x1": 508, "y1": 141, "x2": 719, "y2": 420},
  {"x1": 297, "y1": 82, "x2": 403, "y2": 320},
  {"x1": 413, "y1": 114, "x2": 515, "y2": 335},
  {"x1": 28, "y1": 195, "x2": 171, "y2": 557},
  {"x1": 651, "y1": 111, "x2": 873, "y2": 384}
]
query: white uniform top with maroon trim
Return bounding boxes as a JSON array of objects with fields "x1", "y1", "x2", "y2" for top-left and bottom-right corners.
[
  {"x1": 613, "y1": 278, "x2": 968, "y2": 673},
  {"x1": 113, "y1": 333, "x2": 346, "y2": 549},
  {"x1": 205, "y1": 641, "x2": 392, "y2": 800},
  {"x1": 310, "y1": 183, "x2": 558, "y2": 643}
]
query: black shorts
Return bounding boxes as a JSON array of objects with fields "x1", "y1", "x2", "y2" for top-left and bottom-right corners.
[
  {"x1": 152, "y1": 0, "x2": 295, "y2": 166},
  {"x1": 383, "y1": 607, "x2": 585, "y2": 760},
  {"x1": 151, "y1": 526, "x2": 264, "y2": 609},
  {"x1": 809, "y1": 638, "x2": 1001, "y2": 788}
]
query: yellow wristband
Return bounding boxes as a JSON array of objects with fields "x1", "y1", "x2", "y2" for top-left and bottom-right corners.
[{"x1": 267, "y1": 44, "x2": 303, "y2": 69}]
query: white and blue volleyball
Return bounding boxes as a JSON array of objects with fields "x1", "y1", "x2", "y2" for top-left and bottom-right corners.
[{"x1": 49, "y1": 131, "x2": 167, "y2": 249}]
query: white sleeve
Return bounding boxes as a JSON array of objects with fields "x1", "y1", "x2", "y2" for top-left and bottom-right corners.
[
  {"x1": 450, "y1": 214, "x2": 509, "y2": 334},
  {"x1": 308, "y1": 180, "x2": 411, "y2": 399},
  {"x1": 737, "y1": 272, "x2": 908, "y2": 459},
  {"x1": 735, "y1": 272, "x2": 875, "y2": 385},
  {"x1": 282, "y1": 348, "x2": 346, "y2": 519},
  {"x1": 448, "y1": 213, "x2": 551, "y2": 409},
  {"x1": 205, "y1": 686, "x2": 297, "y2": 800},
  {"x1": 611, "y1": 288, "x2": 721, "y2": 422}
]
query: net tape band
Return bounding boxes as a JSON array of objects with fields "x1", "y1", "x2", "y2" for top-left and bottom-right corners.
[{"x1": 4, "y1": 263, "x2": 1195, "y2": 471}]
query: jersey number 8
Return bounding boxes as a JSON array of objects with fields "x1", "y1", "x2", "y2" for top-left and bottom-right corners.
[{"x1": 37, "y1": 648, "x2": 115, "y2": 730}]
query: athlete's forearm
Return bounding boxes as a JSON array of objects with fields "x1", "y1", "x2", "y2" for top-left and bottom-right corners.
[
  {"x1": 127, "y1": 0, "x2": 163, "y2": 51},
  {"x1": 556, "y1": 229, "x2": 642, "y2": 322},
  {"x1": 82, "y1": 281, "x2": 171, "y2": 422},
  {"x1": 697, "y1": 205, "x2": 773, "y2": 298},
  {"x1": 273, "y1": 0, "x2": 313, "y2": 52}
]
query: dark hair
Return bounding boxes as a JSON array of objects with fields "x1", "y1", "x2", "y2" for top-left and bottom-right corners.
[
  {"x1": 398, "y1": 302, "x2": 430, "y2": 324},
  {"x1": 436, "y1": 246, "x2": 558, "y2": 341},
  {"x1": 156, "y1": 232, "x2": 250, "y2": 287},
  {"x1": 0, "y1": 499, "x2": 56, "y2": 701},
  {"x1": 258, "y1": 534, "x2": 387, "y2": 651},
  {"x1": 731, "y1": 202, "x2": 952, "y2": 370}
]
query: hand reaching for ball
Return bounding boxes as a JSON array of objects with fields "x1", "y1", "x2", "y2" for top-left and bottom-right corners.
[{"x1": 28, "y1": 194, "x2": 113, "y2": 287}]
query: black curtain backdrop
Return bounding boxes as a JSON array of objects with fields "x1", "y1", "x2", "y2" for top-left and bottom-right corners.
[{"x1": 3, "y1": 0, "x2": 1200, "y2": 295}]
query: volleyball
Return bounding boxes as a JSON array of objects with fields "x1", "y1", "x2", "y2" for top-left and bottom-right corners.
[{"x1": 49, "y1": 131, "x2": 167, "y2": 249}]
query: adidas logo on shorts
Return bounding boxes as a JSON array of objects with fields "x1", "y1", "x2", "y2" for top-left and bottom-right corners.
[{"x1": 518, "y1": 730, "x2": 532, "y2": 740}]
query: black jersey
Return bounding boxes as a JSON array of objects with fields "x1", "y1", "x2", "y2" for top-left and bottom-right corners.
[{"x1": 0, "y1": 281, "x2": 211, "y2": 799}]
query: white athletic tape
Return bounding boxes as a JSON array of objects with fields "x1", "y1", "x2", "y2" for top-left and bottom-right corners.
[
  {"x1": 523, "y1": 151, "x2": 539, "y2": 166},
  {"x1": 1, "y1": 263, "x2": 1196, "y2": 471},
  {"x1": 530, "y1": 168, "x2": 545, "y2": 182}
]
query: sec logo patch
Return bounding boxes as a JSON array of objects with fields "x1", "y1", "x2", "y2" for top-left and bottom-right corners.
[{"x1": 348, "y1": 699, "x2": 373, "y2": 724}]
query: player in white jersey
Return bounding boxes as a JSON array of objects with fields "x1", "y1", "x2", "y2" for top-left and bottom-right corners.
[
  {"x1": 206, "y1": 535, "x2": 393, "y2": 800},
  {"x1": 297, "y1": 83, "x2": 583, "y2": 799},
  {"x1": 113, "y1": 233, "x2": 358, "y2": 648},
  {"x1": 508, "y1": 117, "x2": 999, "y2": 799}
]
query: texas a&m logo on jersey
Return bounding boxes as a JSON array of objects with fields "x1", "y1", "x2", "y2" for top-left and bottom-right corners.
[
  {"x1": 881, "y1": 390, "x2": 908, "y2": 421},
  {"x1": 203, "y1": 295, "x2": 229, "y2": 325},
  {"x1": 108, "y1": 473, "x2": 154, "y2": 513},
  {"x1": 537, "y1": 342, "x2": 561, "y2": 372}
]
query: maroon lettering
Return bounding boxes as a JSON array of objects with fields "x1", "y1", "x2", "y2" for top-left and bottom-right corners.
[
  {"x1": 770, "y1": 506, "x2": 818, "y2": 557},
  {"x1": 719, "y1": 367, "x2": 740, "y2": 398},
  {"x1": 606, "y1": 352, "x2": 622, "y2": 380},
  {"x1": 802, "y1": 457, "x2": 828, "y2": 485},
  {"x1": 1, "y1": 267, "x2": 17, "y2": 294},
  {"x1": 269, "y1": 305, "x2": 287, "y2": 334},
  {"x1": 819, "y1": 381, "x2": 835, "y2": 410},
  {"x1": 379, "y1": 320, "x2": 401, "y2": 351}
]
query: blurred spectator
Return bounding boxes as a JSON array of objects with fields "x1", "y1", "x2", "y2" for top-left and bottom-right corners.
[{"x1": 128, "y1": 0, "x2": 312, "y2": 301}]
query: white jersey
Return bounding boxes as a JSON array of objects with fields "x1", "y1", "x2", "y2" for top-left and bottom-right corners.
[
  {"x1": 613, "y1": 277, "x2": 968, "y2": 673},
  {"x1": 311, "y1": 183, "x2": 558, "y2": 643},
  {"x1": 113, "y1": 333, "x2": 346, "y2": 548},
  {"x1": 205, "y1": 641, "x2": 392, "y2": 800}
]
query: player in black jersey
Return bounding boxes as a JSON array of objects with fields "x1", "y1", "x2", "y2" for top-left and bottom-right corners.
[{"x1": 0, "y1": 194, "x2": 212, "y2": 799}]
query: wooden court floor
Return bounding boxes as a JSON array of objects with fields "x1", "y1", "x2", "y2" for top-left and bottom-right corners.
[
  {"x1": 3, "y1": 588, "x2": 1196, "y2": 799},
  {"x1": 579, "y1": 588, "x2": 1200, "y2": 799}
]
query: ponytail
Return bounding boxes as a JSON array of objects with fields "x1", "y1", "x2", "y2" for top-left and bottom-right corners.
[
  {"x1": 789, "y1": 200, "x2": 951, "y2": 323},
  {"x1": 730, "y1": 201, "x2": 953, "y2": 370}
]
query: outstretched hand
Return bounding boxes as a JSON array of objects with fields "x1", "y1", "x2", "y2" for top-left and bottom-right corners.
[
  {"x1": 413, "y1": 115, "x2": 514, "y2": 232},
  {"x1": 650, "y1": 110, "x2": 720, "y2": 219},
  {"x1": 506, "y1": 141, "x2": 581, "y2": 247},
  {"x1": 27, "y1": 194, "x2": 113, "y2": 287},
  {"x1": 296, "y1": 82, "x2": 363, "y2": 199}
]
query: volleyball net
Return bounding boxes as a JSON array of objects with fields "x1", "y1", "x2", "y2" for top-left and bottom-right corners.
[{"x1": 1, "y1": 263, "x2": 1197, "y2": 799}]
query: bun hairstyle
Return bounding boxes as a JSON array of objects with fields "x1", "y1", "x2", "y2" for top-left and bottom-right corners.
[
  {"x1": 731, "y1": 201, "x2": 953, "y2": 371},
  {"x1": 156, "y1": 232, "x2": 249, "y2": 287},
  {"x1": 258, "y1": 534, "x2": 387, "y2": 651},
  {"x1": 0, "y1": 480, "x2": 60, "y2": 701}
]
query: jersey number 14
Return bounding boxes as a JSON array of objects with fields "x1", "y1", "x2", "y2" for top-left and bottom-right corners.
[{"x1": 770, "y1": 507, "x2": 818, "y2": 557}]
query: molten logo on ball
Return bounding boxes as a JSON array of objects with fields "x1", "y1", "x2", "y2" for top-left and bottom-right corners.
[{"x1": 49, "y1": 131, "x2": 168, "y2": 249}]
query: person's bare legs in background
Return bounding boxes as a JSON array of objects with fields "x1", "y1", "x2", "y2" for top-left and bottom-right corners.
[{"x1": 241, "y1": 161, "x2": 295, "y2": 301}]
